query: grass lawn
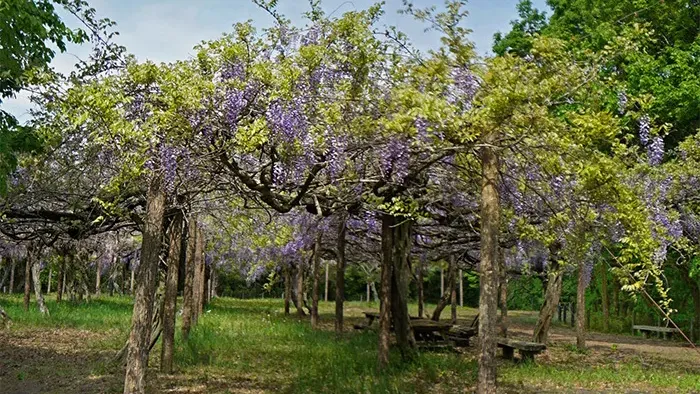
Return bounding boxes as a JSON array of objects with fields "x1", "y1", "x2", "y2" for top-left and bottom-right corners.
[{"x1": 0, "y1": 294, "x2": 698, "y2": 393}]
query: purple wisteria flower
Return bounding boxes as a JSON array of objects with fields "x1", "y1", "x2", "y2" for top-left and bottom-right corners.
[
  {"x1": 639, "y1": 115, "x2": 651, "y2": 146},
  {"x1": 647, "y1": 136, "x2": 664, "y2": 165}
]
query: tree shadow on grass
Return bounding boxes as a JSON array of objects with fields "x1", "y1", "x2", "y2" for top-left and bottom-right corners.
[{"x1": 0, "y1": 341, "x2": 122, "y2": 394}]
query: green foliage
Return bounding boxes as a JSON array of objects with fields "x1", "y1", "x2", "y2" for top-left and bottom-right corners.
[
  {"x1": 493, "y1": 0, "x2": 548, "y2": 56},
  {"x1": 0, "y1": 0, "x2": 89, "y2": 192}
]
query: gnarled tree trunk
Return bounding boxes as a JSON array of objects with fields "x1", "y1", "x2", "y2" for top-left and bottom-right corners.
[
  {"x1": 477, "y1": 139, "x2": 500, "y2": 394},
  {"x1": 30, "y1": 245, "x2": 49, "y2": 315},
  {"x1": 383, "y1": 214, "x2": 415, "y2": 364},
  {"x1": 294, "y1": 263, "x2": 306, "y2": 317},
  {"x1": 432, "y1": 255, "x2": 457, "y2": 321},
  {"x1": 284, "y1": 265, "x2": 292, "y2": 315},
  {"x1": 24, "y1": 257, "x2": 31, "y2": 312},
  {"x1": 533, "y1": 260, "x2": 563, "y2": 344},
  {"x1": 576, "y1": 261, "x2": 587, "y2": 350},
  {"x1": 123, "y1": 177, "x2": 166, "y2": 394},
  {"x1": 181, "y1": 215, "x2": 197, "y2": 339},
  {"x1": 161, "y1": 211, "x2": 183, "y2": 374},
  {"x1": 377, "y1": 214, "x2": 393, "y2": 370}
]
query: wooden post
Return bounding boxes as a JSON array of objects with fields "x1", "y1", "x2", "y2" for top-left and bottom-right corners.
[
  {"x1": 366, "y1": 283, "x2": 370, "y2": 304},
  {"x1": 47, "y1": 268, "x2": 52, "y2": 294}
]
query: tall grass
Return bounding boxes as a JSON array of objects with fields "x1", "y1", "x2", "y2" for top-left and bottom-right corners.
[{"x1": 176, "y1": 298, "x2": 476, "y2": 393}]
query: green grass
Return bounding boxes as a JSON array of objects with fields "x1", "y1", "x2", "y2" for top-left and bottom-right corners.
[
  {"x1": 1, "y1": 294, "x2": 698, "y2": 393},
  {"x1": 0, "y1": 293, "x2": 133, "y2": 331},
  {"x1": 175, "y1": 298, "x2": 476, "y2": 393},
  {"x1": 501, "y1": 362, "x2": 700, "y2": 392}
]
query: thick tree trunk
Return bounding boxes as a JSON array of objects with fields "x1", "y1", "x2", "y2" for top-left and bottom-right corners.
[
  {"x1": 478, "y1": 141, "x2": 500, "y2": 394},
  {"x1": 123, "y1": 177, "x2": 166, "y2": 394},
  {"x1": 9, "y1": 259, "x2": 15, "y2": 294},
  {"x1": 311, "y1": 231, "x2": 321, "y2": 328},
  {"x1": 284, "y1": 266, "x2": 291, "y2": 315},
  {"x1": 30, "y1": 246, "x2": 49, "y2": 315},
  {"x1": 295, "y1": 263, "x2": 306, "y2": 317},
  {"x1": 576, "y1": 262, "x2": 587, "y2": 350},
  {"x1": 161, "y1": 212, "x2": 183, "y2": 374},
  {"x1": 417, "y1": 260, "x2": 424, "y2": 318},
  {"x1": 600, "y1": 262, "x2": 609, "y2": 332},
  {"x1": 533, "y1": 260, "x2": 563, "y2": 344},
  {"x1": 24, "y1": 258, "x2": 31, "y2": 312},
  {"x1": 386, "y1": 214, "x2": 415, "y2": 360},
  {"x1": 193, "y1": 226, "x2": 205, "y2": 323},
  {"x1": 335, "y1": 215, "x2": 346, "y2": 336},
  {"x1": 377, "y1": 214, "x2": 393, "y2": 370},
  {"x1": 432, "y1": 255, "x2": 457, "y2": 321},
  {"x1": 181, "y1": 216, "x2": 197, "y2": 339}
]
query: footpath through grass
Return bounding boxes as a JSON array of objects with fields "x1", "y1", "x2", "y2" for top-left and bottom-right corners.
[{"x1": 1, "y1": 294, "x2": 698, "y2": 393}]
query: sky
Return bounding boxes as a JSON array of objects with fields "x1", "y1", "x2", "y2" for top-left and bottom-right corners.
[{"x1": 4, "y1": 0, "x2": 549, "y2": 121}]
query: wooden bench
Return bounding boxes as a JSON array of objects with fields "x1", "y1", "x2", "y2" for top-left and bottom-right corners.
[
  {"x1": 497, "y1": 338, "x2": 546, "y2": 362},
  {"x1": 445, "y1": 325, "x2": 477, "y2": 347},
  {"x1": 633, "y1": 325, "x2": 680, "y2": 339}
]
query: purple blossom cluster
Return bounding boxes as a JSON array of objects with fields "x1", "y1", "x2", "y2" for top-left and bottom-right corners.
[
  {"x1": 639, "y1": 115, "x2": 650, "y2": 146},
  {"x1": 379, "y1": 137, "x2": 410, "y2": 183},
  {"x1": 450, "y1": 67, "x2": 480, "y2": 109},
  {"x1": 617, "y1": 91, "x2": 627, "y2": 114},
  {"x1": 326, "y1": 134, "x2": 348, "y2": 180},
  {"x1": 266, "y1": 99, "x2": 308, "y2": 144},
  {"x1": 647, "y1": 136, "x2": 664, "y2": 166}
]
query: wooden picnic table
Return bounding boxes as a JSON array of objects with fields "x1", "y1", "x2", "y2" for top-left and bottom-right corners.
[
  {"x1": 411, "y1": 319, "x2": 453, "y2": 341},
  {"x1": 497, "y1": 338, "x2": 546, "y2": 362},
  {"x1": 633, "y1": 325, "x2": 680, "y2": 339}
]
